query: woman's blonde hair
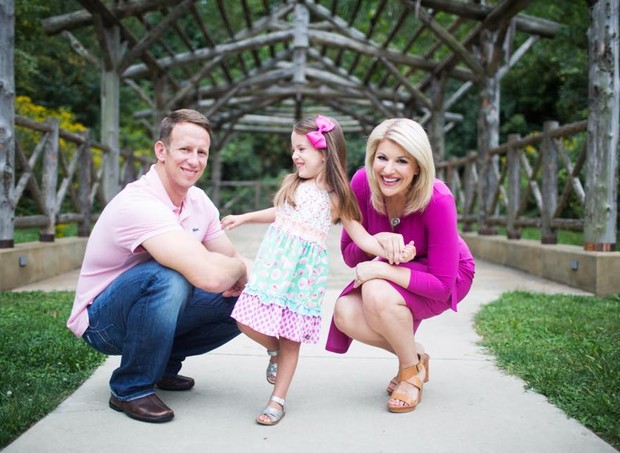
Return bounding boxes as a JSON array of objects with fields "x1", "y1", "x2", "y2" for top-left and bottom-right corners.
[
  {"x1": 274, "y1": 116, "x2": 361, "y2": 223},
  {"x1": 365, "y1": 118, "x2": 435, "y2": 215}
]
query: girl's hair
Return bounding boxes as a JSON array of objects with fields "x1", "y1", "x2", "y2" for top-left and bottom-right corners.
[
  {"x1": 274, "y1": 116, "x2": 362, "y2": 223},
  {"x1": 365, "y1": 118, "x2": 435, "y2": 215}
]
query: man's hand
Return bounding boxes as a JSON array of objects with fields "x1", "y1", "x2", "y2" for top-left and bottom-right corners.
[{"x1": 222, "y1": 277, "x2": 247, "y2": 297}]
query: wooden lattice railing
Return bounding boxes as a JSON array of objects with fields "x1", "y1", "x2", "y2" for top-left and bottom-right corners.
[
  {"x1": 1, "y1": 116, "x2": 612, "y2": 250},
  {"x1": 436, "y1": 120, "x2": 590, "y2": 244},
  {"x1": 2, "y1": 115, "x2": 151, "y2": 246}
]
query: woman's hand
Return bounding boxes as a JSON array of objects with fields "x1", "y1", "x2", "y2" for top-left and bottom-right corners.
[
  {"x1": 354, "y1": 261, "x2": 388, "y2": 288},
  {"x1": 221, "y1": 214, "x2": 244, "y2": 231},
  {"x1": 374, "y1": 232, "x2": 408, "y2": 264}
]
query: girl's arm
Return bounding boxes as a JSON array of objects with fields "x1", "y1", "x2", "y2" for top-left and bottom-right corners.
[
  {"x1": 354, "y1": 192, "x2": 460, "y2": 302},
  {"x1": 221, "y1": 207, "x2": 276, "y2": 230},
  {"x1": 341, "y1": 218, "x2": 414, "y2": 264}
]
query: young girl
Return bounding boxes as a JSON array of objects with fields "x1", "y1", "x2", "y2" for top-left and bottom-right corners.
[{"x1": 221, "y1": 115, "x2": 413, "y2": 426}]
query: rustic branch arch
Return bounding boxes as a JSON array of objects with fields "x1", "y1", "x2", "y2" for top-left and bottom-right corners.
[{"x1": 40, "y1": 0, "x2": 562, "y2": 199}]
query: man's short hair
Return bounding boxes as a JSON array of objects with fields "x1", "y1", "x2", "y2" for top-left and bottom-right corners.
[{"x1": 158, "y1": 109, "x2": 211, "y2": 146}]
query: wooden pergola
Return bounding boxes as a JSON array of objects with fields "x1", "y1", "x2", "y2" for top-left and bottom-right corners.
[
  {"x1": 0, "y1": 0, "x2": 618, "y2": 250},
  {"x1": 38, "y1": 0, "x2": 560, "y2": 195}
]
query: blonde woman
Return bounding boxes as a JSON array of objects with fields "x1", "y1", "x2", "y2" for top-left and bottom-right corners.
[{"x1": 326, "y1": 118, "x2": 476, "y2": 413}]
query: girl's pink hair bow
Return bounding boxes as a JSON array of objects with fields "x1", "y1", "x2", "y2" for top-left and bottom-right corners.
[{"x1": 306, "y1": 115, "x2": 336, "y2": 149}]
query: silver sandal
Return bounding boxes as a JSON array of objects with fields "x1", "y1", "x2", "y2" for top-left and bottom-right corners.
[
  {"x1": 266, "y1": 349, "x2": 278, "y2": 385},
  {"x1": 256, "y1": 395, "x2": 286, "y2": 426}
]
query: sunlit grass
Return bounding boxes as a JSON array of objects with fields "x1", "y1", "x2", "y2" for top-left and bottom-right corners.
[{"x1": 475, "y1": 291, "x2": 620, "y2": 449}]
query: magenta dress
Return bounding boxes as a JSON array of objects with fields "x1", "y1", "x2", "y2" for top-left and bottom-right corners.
[{"x1": 325, "y1": 168, "x2": 476, "y2": 354}]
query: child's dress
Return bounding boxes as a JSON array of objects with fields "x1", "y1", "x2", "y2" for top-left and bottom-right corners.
[{"x1": 231, "y1": 181, "x2": 333, "y2": 344}]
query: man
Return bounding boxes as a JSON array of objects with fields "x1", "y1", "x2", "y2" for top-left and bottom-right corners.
[{"x1": 68, "y1": 109, "x2": 248, "y2": 423}]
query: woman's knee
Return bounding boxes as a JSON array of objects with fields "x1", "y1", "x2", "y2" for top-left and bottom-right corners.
[
  {"x1": 333, "y1": 297, "x2": 356, "y2": 332},
  {"x1": 361, "y1": 285, "x2": 393, "y2": 315}
]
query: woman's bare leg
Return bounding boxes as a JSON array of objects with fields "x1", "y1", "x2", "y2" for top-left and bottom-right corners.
[
  {"x1": 335, "y1": 282, "x2": 426, "y2": 408},
  {"x1": 333, "y1": 291, "x2": 394, "y2": 352}
]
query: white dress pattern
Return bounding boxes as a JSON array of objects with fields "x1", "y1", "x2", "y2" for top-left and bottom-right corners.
[{"x1": 231, "y1": 181, "x2": 333, "y2": 343}]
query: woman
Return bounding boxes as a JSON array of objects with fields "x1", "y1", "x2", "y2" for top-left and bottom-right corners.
[{"x1": 326, "y1": 118, "x2": 475, "y2": 413}]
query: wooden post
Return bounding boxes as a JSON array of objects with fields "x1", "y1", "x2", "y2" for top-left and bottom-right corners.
[
  {"x1": 254, "y1": 181, "x2": 261, "y2": 211},
  {"x1": 541, "y1": 121, "x2": 559, "y2": 244},
  {"x1": 39, "y1": 117, "x2": 59, "y2": 242},
  {"x1": 584, "y1": 0, "x2": 619, "y2": 251},
  {"x1": 429, "y1": 75, "x2": 446, "y2": 164},
  {"x1": 292, "y1": 3, "x2": 309, "y2": 85},
  {"x1": 210, "y1": 143, "x2": 222, "y2": 208},
  {"x1": 78, "y1": 134, "x2": 92, "y2": 237},
  {"x1": 462, "y1": 151, "x2": 478, "y2": 233},
  {"x1": 0, "y1": 0, "x2": 15, "y2": 248},
  {"x1": 447, "y1": 158, "x2": 457, "y2": 195},
  {"x1": 153, "y1": 75, "x2": 169, "y2": 139},
  {"x1": 474, "y1": 28, "x2": 502, "y2": 235},
  {"x1": 506, "y1": 134, "x2": 521, "y2": 239},
  {"x1": 100, "y1": 25, "x2": 121, "y2": 204}
]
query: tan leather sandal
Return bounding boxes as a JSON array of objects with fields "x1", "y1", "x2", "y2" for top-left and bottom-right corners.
[
  {"x1": 386, "y1": 353, "x2": 430, "y2": 395},
  {"x1": 387, "y1": 360, "x2": 426, "y2": 413}
]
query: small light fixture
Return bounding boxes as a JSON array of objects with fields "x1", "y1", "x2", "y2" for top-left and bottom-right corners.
[
  {"x1": 18, "y1": 256, "x2": 28, "y2": 267},
  {"x1": 570, "y1": 259, "x2": 579, "y2": 271}
]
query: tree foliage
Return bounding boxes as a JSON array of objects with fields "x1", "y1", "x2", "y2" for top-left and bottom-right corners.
[{"x1": 446, "y1": 0, "x2": 589, "y2": 156}]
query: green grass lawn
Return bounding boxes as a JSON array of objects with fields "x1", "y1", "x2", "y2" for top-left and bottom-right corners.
[
  {"x1": 0, "y1": 291, "x2": 105, "y2": 449},
  {"x1": 475, "y1": 290, "x2": 620, "y2": 449}
]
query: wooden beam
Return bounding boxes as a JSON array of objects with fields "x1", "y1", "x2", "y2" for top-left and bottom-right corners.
[
  {"x1": 164, "y1": 56, "x2": 224, "y2": 111},
  {"x1": 61, "y1": 30, "x2": 100, "y2": 68},
  {"x1": 42, "y1": 0, "x2": 186, "y2": 34},
  {"x1": 77, "y1": 0, "x2": 172, "y2": 80},
  {"x1": 304, "y1": 0, "x2": 366, "y2": 41},
  {"x1": 307, "y1": 30, "x2": 475, "y2": 81},
  {"x1": 118, "y1": 0, "x2": 194, "y2": 73},
  {"x1": 123, "y1": 29, "x2": 296, "y2": 78},
  {"x1": 379, "y1": 57, "x2": 433, "y2": 110},
  {"x1": 411, "y1": 5, "x2": 484, "y2": 77},
  {"x1": 415, "y1": 0, "x2": 528, "y2": 90},
  {"x1": 415, "y1": 0, "x2": 559, "y2": 38}
]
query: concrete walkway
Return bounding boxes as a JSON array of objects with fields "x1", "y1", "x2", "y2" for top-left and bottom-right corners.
[{"x1": 4, "y1": 225, "x2": 617, "y2": 453}]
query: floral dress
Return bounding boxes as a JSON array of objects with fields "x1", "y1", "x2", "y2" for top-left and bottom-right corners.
[{"x1": 231, "y1": 181, "x2": 333, "y2": 343}]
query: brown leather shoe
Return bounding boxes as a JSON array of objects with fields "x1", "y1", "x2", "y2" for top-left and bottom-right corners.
[
  {"x1": 156, "y1": 374, "x2": 195, "y2": 391},
  {"x1": 109, "y1": 394, "x2": 174, "y2": 423}
]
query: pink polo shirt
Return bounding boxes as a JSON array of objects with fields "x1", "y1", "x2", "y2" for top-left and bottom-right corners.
[{"x1": 67, "y1": 165, "x2": 224, "y2": 337}]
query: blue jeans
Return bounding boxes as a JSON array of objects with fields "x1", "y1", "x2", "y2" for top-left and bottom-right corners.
[{"x1": 82, "y1": 260, "x2": 240, "y2": 401}]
